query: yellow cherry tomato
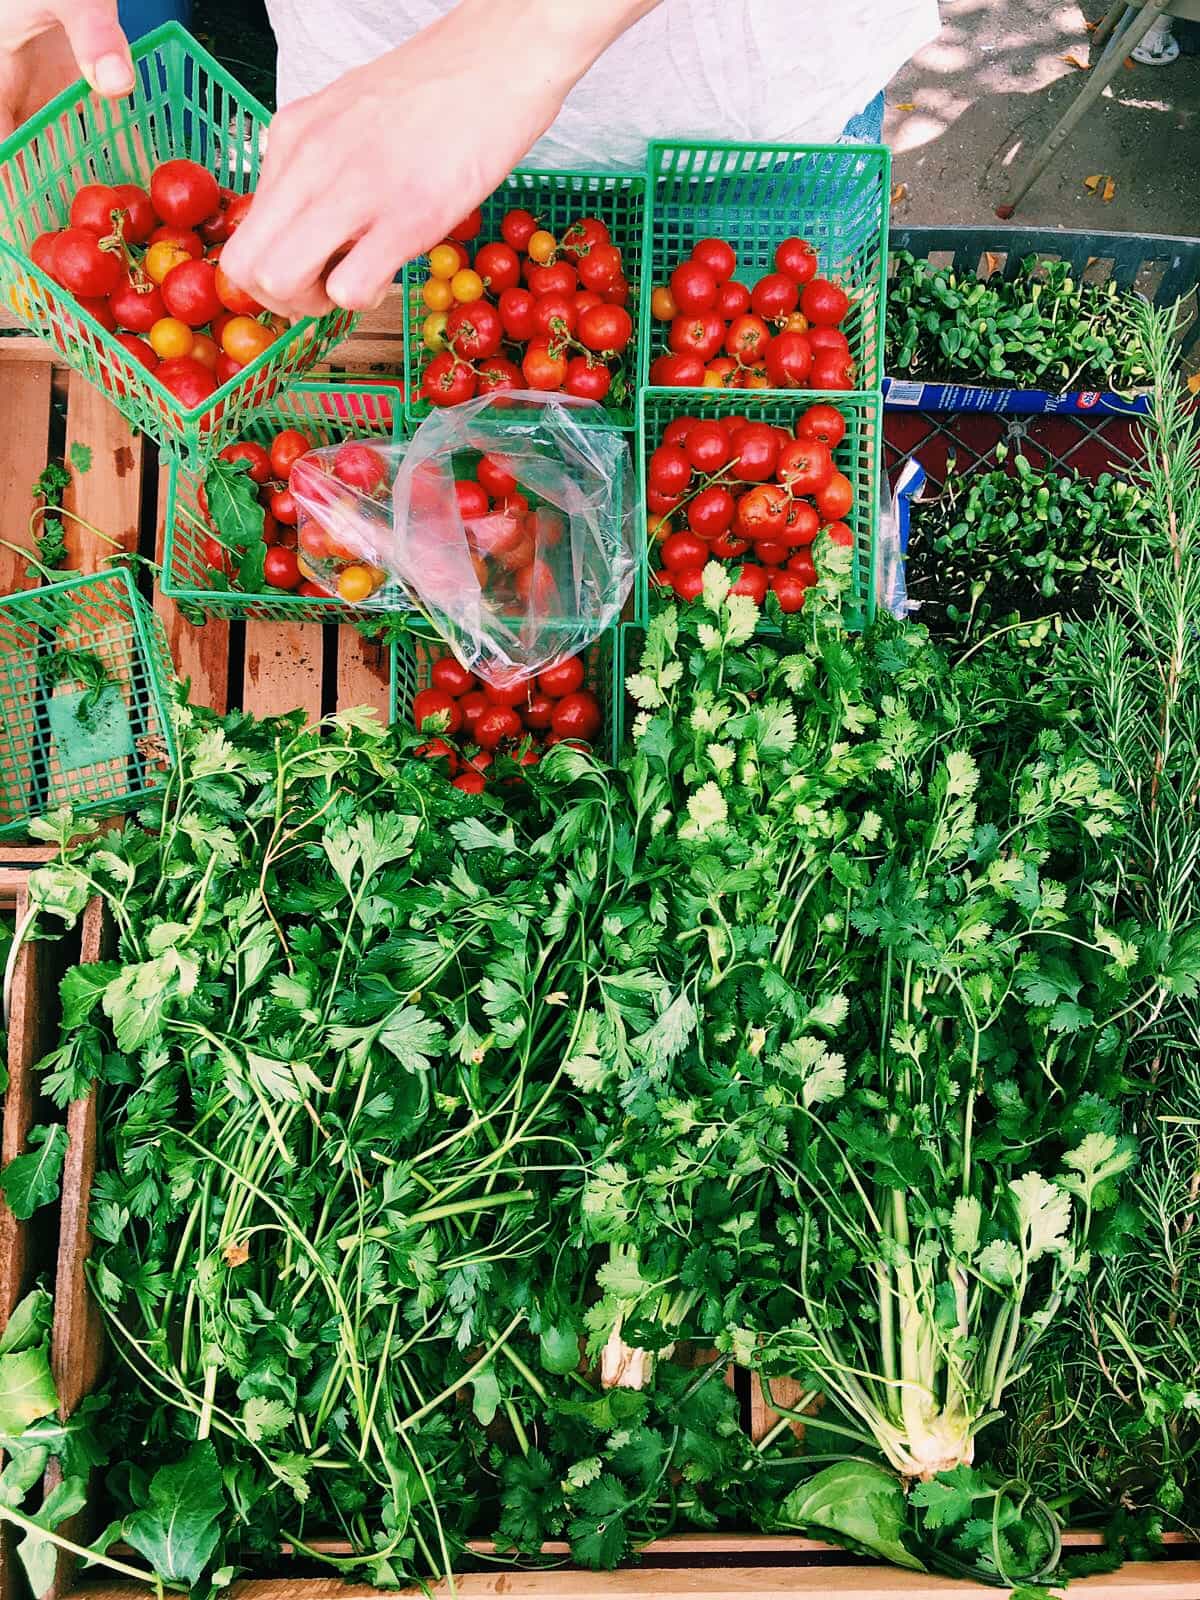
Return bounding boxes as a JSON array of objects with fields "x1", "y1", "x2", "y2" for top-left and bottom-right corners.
[
  {"x1": 527, "y1": 230, "x2": 556, "y2": 265},
  {"x1": 189, "y1": 333, "x2": 219, "y2": 372},
  {"x1": 428, "y1": 242, "x2": 460, "y2": 280},
  {"x1": 145, "y1": 241, "x2": 190, "y2": 285},
  {"x1": 149, "y1": 316, "x2": 194, "y2": 359},
  {"x1": 338, "y1": 564, "x2": 375, "y2": 603},
  {"x1": 450, "y1": 268, "x2": 484, "y2": 303},
  {"x1": 422, "y1": 310, "x2": 449, "y2": 352},
  {"x1": 702, "y1": 367, "x2": 726, "y2": 388},
  {"x1": 647, "y1": 513, "x2": 671, "y2": 542},
  {"x1": 422, "y1": 275, "x2": 453, "y2": 312},
  {"x1": 782, "y1": 311, "x2": 810, "y2": 333},
  {"x1": 296, "y1": 554, "x2": 318, "y2": 580},
  {"x1": 221, "y1": 314, "x2": 275, "y2": 363},
  {"x1": 651, "y1": 286, "x2": 677, "y2": 321}
]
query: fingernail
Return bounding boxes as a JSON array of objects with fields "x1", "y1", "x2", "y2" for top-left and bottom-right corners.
[{"x1": 94, "y1": 54, "x2": 134, "y2": 95}]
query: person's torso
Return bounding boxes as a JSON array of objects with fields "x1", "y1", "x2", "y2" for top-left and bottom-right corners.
[{"x1": 265, "y1": 0, "x2": 939, "y2": 165}]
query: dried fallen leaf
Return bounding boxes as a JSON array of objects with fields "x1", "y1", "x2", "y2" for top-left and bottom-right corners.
[
  {"x1": 1102, "y1": 177, "x2": 1116, "y2": 203},
  {"x1": 1124, "y1": 55, "x2": 1135, "y2": 69},
  {"x1": 1187, "y1": 373, "x2": 1200, "y2": 395},
  {"x1": 1061, "y1": 52, "x2": 1089, "y2": 69},
  {"x1": 1085, "y1": 17, "x2": 1098, "y2": 29},
  {"x1": 983, "y1": 251, "x2": 1002, "y2": 276},
  {"x1": 891, "y1": 182, "x2": 909, "y2": 205},
  {"x1": 1083, "y1": 174, "x2": 1102, "y2": 192},
  {"x1": 895, "y1": 101, "x2": 916, "y2": 111},
  {"x1": 223, "y1": 1243, "x2": 250, "y2": 1268}
]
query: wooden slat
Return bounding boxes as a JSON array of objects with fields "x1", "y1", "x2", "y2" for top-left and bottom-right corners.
[
  {"x1": 749, "y1": 1374, "x2": 818, "y2": 1444},
  {"x1": 0, "y1": 332, "x2": 64, "y2": 365},
  {"x1": 242, "y1": 620, "x2": 324, "y2": 720},
  {"x1": 0, "y1": 362, "x2": 52, "y2": 597},
  {"x1": 336, "y1": 626, "x2": 390, "y2": 718},
  {"x1": 61, "y1": 375, "x2": 144, "y2": 572},
  {"x1": 152, "y1": 467, "x2": 229, "y2": 714},
  {"x1": 65, "y1": 1561, "x2": 1200, "y2": 1599}
]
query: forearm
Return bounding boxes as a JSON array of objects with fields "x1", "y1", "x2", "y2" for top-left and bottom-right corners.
[{"x1": 452, "y1": 0, "x2": 664, "y2": 98}]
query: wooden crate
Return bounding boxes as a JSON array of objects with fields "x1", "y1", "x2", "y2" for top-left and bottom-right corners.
[{"x1": 4, "y1": 347, "x2": 1200, "y2": 1598}]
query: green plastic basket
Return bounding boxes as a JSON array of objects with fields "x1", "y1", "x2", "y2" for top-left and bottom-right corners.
[
  {"x1": 641, "y1": 140, "x2": 890, "y2": 394},
  {"x1": 390, "y1": 627, "x2": 620, "y2": 766},
  {"x1": 0, "y1": 569, "x2": 176, "y2": 837},
  {"x1": 161, "y1": 381, "x2": 406, "y2": 622},
  {"x1": 0, "y1": 23, "x2": 357, "y2": 464},
  {"x1": 613, "y1": 620, "x2": 643, "y2": 761},
  {"x1": 636, "y1": 387, "x2": 882, "y2": 627},
  {"x1": 402, "y1": 170, "x2": 649, "y2": 430}
]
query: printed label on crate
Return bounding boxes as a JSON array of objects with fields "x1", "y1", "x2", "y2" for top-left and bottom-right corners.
[{"x1": 881, "y1": 377, "x2": 1151, "y2": 417}]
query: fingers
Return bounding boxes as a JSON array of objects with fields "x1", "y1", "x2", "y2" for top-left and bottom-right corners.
[
  {"x1": 323, "y1": 227, "x2": 404, "y2": 313},
  {"x1": 53, "y1": 0, "x2": 133, "y2": 97}
]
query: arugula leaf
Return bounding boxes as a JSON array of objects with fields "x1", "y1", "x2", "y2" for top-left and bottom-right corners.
[
  {"x1": 0, "y1": 1126, "x2": 68, "y2": 1220},
  {"x1": 779, "y1": 1462, "x2": 924, "y2": 1571},
  {"x1": 122, "y1": 1440, "x2": 225, "y2": 1585}
]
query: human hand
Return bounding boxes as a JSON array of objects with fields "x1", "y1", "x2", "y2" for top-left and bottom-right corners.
[
  {"x1": 0, "y1": 0, "x2": 133, "y2": 140},
  {"x1": 220, "y1": 0, "x2": 648, "y2": 320}
]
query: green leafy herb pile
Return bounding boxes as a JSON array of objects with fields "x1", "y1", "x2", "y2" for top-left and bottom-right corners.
[
  {"x1": 0, "y1": 302, "x2": 1197, "y2": 1596},
  {"x1": 886, "y1": 252, "x2": 1150, "y2": 391}
]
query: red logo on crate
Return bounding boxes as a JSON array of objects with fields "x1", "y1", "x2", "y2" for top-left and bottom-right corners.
[{"x1": 1077, "y1": 393, "x2": 1100, "y2": 410}]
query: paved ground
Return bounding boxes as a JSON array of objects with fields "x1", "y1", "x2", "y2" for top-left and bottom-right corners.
[{"x1": 885, "y1": 0, "x2": 1199, "y2": 235}]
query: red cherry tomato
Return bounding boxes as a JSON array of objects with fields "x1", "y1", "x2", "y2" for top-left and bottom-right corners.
[
  {"x1": 801, "y1": 278, "x2": 851, "y2": 326},
  {"x1": 684, "y1": 420, "x2": 731, "y2": 474},
  {"x1": 735, "y1": 484, "x2": 789, "y2": 540},
  {"x1": 715, "y1": 280, "x2": 751, "y2": 321},
  {"x1": 647, "y1": 486, "x2": 684, "y2": 515},
  {"x1": 455, "y1": 480, "x2": 490, "y2": 520},
  {"x1": 522, "y1": 691, "x2": 556, "y2": 730},
  {"x1": 783, "y1": 500, "x2": 820, "y2": 547},
  {"x1": 811, "y1": 354, "x2": 856, "y2": 391},
  {"x1": 816, "y1": 471, "x2": 854, "y2": 522},
  {"x1": 522, "y1": 341, "x2": 568, "y2": 391},
  {"x1": 710, "y1": 529, "x2": 750, "y2": 560},
  {"x1": 662, "y1": 416, "x2": 698, "y2": 448},
  {"x1": 449, "y1": 207, "x2": 482, "y2": 242},
  {"x1": 669, "y1": 311, "x2": 724, "y2": 362},
  {"x1": 764, "y1": 330, "x2": 814, "y2": 388},
  {"x1": 69, "y1": 183, "x2": 121, "y2": 235},
  {"x1": 269, "y1": 429, "x2": 311, "y2": 480},
  {"x1": 774, "y1": 237, "x2": 818, "y2": 285},
  {"x1": 687, "y1": 485, "x2": 736, "y2": 539},
  {"x1": 754, "y1": 538, "x2": 788, "y2": 566},
  {"x1": 777, "y1": 437, "x2": 834, "y2": 496},
  {"x1": 151, "y1": 160, "x2": 220, "y2": 229},
  {"x1": 577, "y1": 303, "x2": 633, "y2": 354},
  {"x1": 446, "y1": 299, "x2": 504, "y2": 359},
  {"x1": 413, "y1": 687, "x2": 464, "y2": 735},
  {"x1": 498, "y1": 286, "x2": 535, "y2": 340},
  {"x1": 729, "y1": 422, "x2": 780, "y2": 482},
  {"x1": 423, "y1": 351, "x2": 476, "y2": 405},
  {"x1": 691, "y1": 237, "x2": 736, "y2": 282},
  {"x1": 471, "y1": 240, "x2": 519, "y2": 294},
  {"x1": 669, "y1": 259, "x2": 718, "y2": 314},
  {"x1": 219, "y1": 439, "x2": 272, "y2": 483},
  {"x1": 50, "y1": 228, "x2": 122, "y2": 297},
  {"x1": 670, "y1": 564, "x2": 706, "y2": 602},
  {"x1": 112, "y1": 183, "x2": 156, "y2": 244},
  {"x1": 484, "y1": 679, "x2": 532, "y2": 708},
  {"x1": 459, "y1": 691, "x2": 489, "y2": 734},
  {"x1": 649, "y1": 352, "x2": 705, "y2": 387},
  {"x1": 550, "y1": 691, "x2": 601, "y2": 743},
  {"x1": 824, "y1": 520, "x2": 854, "y2": 548},
  {"x1": 430, "y1": 658, "x2": 478, "y2": 701},
  {"x1": 108, "y1": 273, "x2": 166, "y2": 333},
  {"x1": 530, "y1": 292, "x2": 577, "y2": 341},
  {"x1": 787, "y1": 550, "x2": 818, "y2": 583},
  {"x1": 797, "y1": 404, "x2": 846, "y2": 449},
  {"x1": 111, "y1": 331, "x2": 158, "y2": 378},
  {"x1": 147, "y1": 224, "x2": 204, "y2": 259},
  {"x1": 330, "y1": 441, "x2": 386, "y2": 493},
  {"x1": 416, "y1": 737, "x2": 460, "y2": 770},
  {"x1": 750, "y1": 272, "x2": 800, "y2": 321},
  {"x1": 477, "y1": 355, "x2": 522, "y2": 395},
  {"x1": 154, "y1": 356, "x2": 216, "y2": 410},
  {"x1": 661, "y1": 531, "x2": 709, "y2": 571},
  {"x1": 724, "y1": 313, "x2": 771, "y2": 362},
  {"x1": 576, "y1": 244, "x2": 622, "y2": 293},
  {"x1": 770, "y1": 569, "x2": 810, "y2": 612},
  {"x1": 560, "y1": 216, "x2": 611, "y2": 263},
  {"x1": 648, "y1": 444, "x2": 692, "y2": 497},
  {"x1": 475, "y1": 705, "x2": 523, "y2": 749},
  {"x1": 807, "y1": 326, "x2": 851, "y2": 359},
  {"x1": 537, "y1": 656, "x2": 585, "y2": 698},
  {"x1": 263, "y1": 545, "x2": 301, "y2": 590},
  {"x1": 730, "y1": 563, "x2": 769, "y2": 603},
  {"x1": 476, "y1": 455, "x2": 517, "y2": 498},
  {"x1": 161, "y1": 259, "x2": 222, "y2": 326},
  {"x1": 501, "y1": 208, "x2": 537, "y2": 252},
  {"x1": 451, "y1": 770, "x2": 486, "y2": 795},
  {"x1": 269, "y1": 488, "x2": 298, "y2": 525},
  {"x1": 564, "y1": 357, "x2": 613, "y2": 402}
]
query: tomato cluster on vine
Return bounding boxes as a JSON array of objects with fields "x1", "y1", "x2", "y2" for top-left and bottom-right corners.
[
  {"x1": 649, "y1": 403, "x2": 854, "y2": 612},
  {"x1": 649, "y1": 235, "x2": 854, "y2": 392},
  {"x1": 27, "y1": 158, "x2": 283, "y2": 411},
  {"x1": 419, "y1": 206, "x2": 633, "y2": 408},
  {"x1": 413, "y1": 653, "x2": 601, "y2": 793}
]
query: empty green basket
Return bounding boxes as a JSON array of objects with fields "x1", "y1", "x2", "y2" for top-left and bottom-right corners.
[
  {"x1": 641, "y1": 140, "x2": 891, "y2": 393},
  {"x1": 0, "y1": 23, "x2": 357, "y2": 463},
  {"x1": 0, "y1": 570, "x2": 176, "y2": 837}
]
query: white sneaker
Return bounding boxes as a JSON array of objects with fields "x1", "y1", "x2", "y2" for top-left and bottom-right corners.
[{"x1": 1131, "y1": 18, "x2": 1181, "y2": 64}]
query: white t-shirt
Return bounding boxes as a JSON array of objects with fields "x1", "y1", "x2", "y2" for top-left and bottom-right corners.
[{"x1": 265, "y1": 0, "x2": 940, "y2": 168}]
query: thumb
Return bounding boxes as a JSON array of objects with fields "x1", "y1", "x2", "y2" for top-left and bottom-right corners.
[{"x1": 53, "y1": 1, "x2": 134, "y2": 97}]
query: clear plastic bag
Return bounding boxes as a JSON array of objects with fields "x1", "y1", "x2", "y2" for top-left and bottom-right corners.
[
  {"x1": 875, "y1": 457, "x2": 925, "y2": 620},
  {"x1": 290, "y1": 391, "x2": 634, "y2": 686}
]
